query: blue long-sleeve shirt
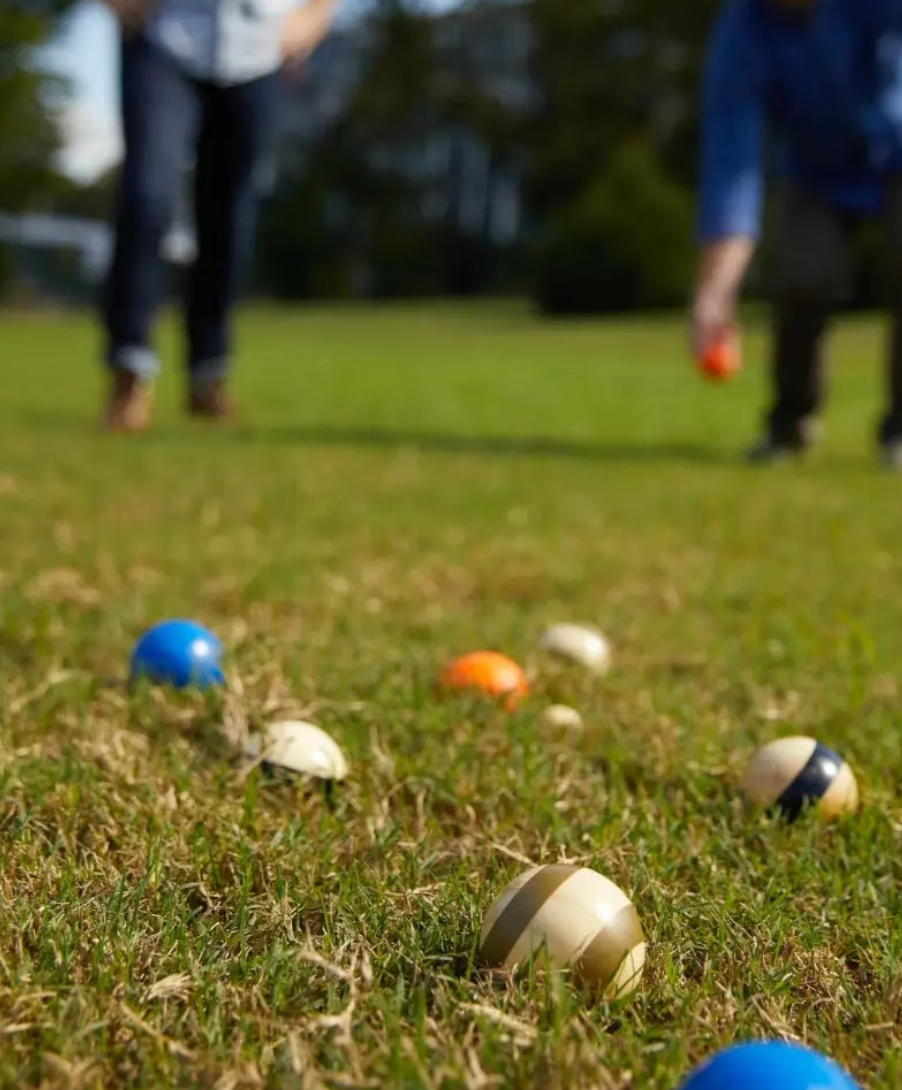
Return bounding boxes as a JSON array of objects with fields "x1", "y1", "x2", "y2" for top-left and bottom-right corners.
[{"x1": 699, "y1": 0, "x2": 902, "y2": 242}]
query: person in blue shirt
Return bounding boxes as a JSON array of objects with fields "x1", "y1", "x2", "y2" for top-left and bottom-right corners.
[
  {"x1": 100, "y1": 0, "x2": 339, "y2": 430},
  {"x1": 693, "y1": 0, "x2": 902, "y2": 466}
]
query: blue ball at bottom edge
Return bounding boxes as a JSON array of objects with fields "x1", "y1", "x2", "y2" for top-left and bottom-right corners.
[
  {"x1": 679, "y1": 1042, "x2": 860, "y2": 1090},
  {"x1": 129, "y1": 619, "x2": 224, "y2": 690}
]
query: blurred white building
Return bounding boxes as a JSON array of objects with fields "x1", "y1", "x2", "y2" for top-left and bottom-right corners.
[{"x1": 0, "y1": 212, "x2": 195, "y2": 297}]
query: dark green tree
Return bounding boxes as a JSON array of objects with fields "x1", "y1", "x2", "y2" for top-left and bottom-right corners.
[
  {"x1": 259, "y1": 0, "x2": 463, "y2": 298},
  {"x1": 524, "y1": 0, "x2": 721, "y2": 312},
  {"x1": 335, "y1": 0, "x2": 445, "y2": 296},
  {"x1": 0, "y1": 4, "x2": 76, "y2": 211},
  {"x1": 525, "y1": 0, "x2": 721, "y2": 215},
  {"x1": 0, "y1": 3, "x2": 78, "y2": 299},
  {"x1": 532, "y1": 143, "x2": 694, "y2": 314},
  {"x1": 51, "y1": 165, "x2": 118, "y2": 220}
]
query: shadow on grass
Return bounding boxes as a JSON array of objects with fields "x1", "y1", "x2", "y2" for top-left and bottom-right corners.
[
  {"x1": 234, "y1": 424, "x2": 726, "y2": 465},
  {"x1": 7, "y1": 408, "x2": 730, "y2": 464}
]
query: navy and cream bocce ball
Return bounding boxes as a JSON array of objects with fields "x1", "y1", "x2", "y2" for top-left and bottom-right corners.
[{"x1": 742, "y1": 736, "x2": 859, "y2": 822}]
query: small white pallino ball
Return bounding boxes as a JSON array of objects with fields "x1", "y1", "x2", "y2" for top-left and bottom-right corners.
[
  {"x1": 540, "y1": 704, "x2": 583, "y2": 730},
  {"x1": 539, "y1": 623, "x2": 612, "y2": 675},
  {"x1": 479, "y1": 864, "x2": 645, "y2": 997},
  {"x1": 245, "y1": 720, "x2": 349, "y2": 782},
  {"x1": 742, "y1": 735, "x2": 858, "y2": 822}
]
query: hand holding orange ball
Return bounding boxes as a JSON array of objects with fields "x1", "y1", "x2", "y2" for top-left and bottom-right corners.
[{"x1": 697, "y1": 326, "x2": 741, "y2": 382}]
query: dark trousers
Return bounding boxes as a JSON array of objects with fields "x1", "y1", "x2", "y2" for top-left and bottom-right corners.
[
  {"x1": 103, "y1": 34, "x2": 282, "y2": 383},
  {"x1": 767, "y1": 179, "x2": 902, "y2": 445}
]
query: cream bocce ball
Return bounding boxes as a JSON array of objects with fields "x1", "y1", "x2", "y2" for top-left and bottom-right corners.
[
  {"x1": 245, "y1": 720, "x2": 349, "y2": 782},
  {"x1": 539, "y1": 624, "x2": 612, "y2": 675},
  {"x1": 480, "y1": 864, "x2": 645, "y2": 997}
]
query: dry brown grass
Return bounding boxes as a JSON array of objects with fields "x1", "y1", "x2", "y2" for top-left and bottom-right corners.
[{"x1": 1, "y1": 305, "x2": 900, "y2": 1087}]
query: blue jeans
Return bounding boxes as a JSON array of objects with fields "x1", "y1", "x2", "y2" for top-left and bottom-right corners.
[{"x1": 103, "y1": 35, "x2": 282, "y2": 383}]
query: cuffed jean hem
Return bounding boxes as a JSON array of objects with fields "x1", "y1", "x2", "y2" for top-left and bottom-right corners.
[
  {"x1": 107, "y1": 346, "x2": 160, "y2": 380},
  {"x1": 189, "y1": 359, "x2": 228, "y2": 385}
]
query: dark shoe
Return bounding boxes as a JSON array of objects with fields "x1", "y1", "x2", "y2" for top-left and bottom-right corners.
[
  {"x1": 187, "y1": 378, "x2": 236, "y2": 421},
  {"x1": 102, "y1": 371, "x2": 153, "y2": 432},
  {"x1": 877, "y1": 415, "x2": 902, "y2": 469},
  {"x1": 880, "y1": 439, "x2": 902, "y2": 471},
  {"x1": 745, "y1": 434, "x2": 808, "y2": 464}
]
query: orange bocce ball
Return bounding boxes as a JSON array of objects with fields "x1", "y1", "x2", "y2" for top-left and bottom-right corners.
[
  {"x1": 438, "y1": 650, "x2": 529, "y2": 710},
  {"x1": 698, "y1": 334, "x2": 740, "y2": 382}
]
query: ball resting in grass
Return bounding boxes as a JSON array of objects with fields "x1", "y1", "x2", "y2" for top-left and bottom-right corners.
[
  {"x1": 742, "y1": 736, "x2": 858, "y2": 822},
  {"x1": 540, "y1": 704, "x2": 583, "y2": 730},
  {"x1": 130, "y1": 619, "x2": 224, "y2": 690},
  {"x1": 438, "y1": 650, "x2": 529, "y2": 710},
  {"x1": 245, "y1": 720, "x2": 349, "y2": 783},
  {"x1": 538, "y1": 624, "x2": 611, "y2": 675},
  {"x1": 678, "y1": 1040, "x2": 861, "y2": 1089},
  {"x1": 479, "y1": 864, "x2": 645, "y2": 998}
]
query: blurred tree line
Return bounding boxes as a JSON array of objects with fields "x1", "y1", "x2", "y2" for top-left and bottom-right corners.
[
  {"x1": 0, "y1": 2, "x2": 75, "y2": 295},
  {"x1": 2, "y1": 0, "x2": 893, "y2": 312},
  {"x1": 251, "y1": 0, "x2": 890, "y2": 312},
  {"x1": 255, "y1": 0, "x2": 721, "y2": 312}
]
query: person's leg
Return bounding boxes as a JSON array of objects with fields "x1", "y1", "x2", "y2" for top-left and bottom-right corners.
[
  {"x1": 184, "y1": 70, "x2": 283, "y2": 416},
  {"x1": 753, "y1": 183, "x2": 850, "y2": 461},
  {"x1": 101, "y1": 34, "x2": 201, "y2": 430},
  {"x1": 879, "y1": 175, "x2": 902, "y2": 465}
]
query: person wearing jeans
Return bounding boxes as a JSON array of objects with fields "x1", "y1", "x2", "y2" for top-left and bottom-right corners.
[
  {"x1": 692, "y1": 0, "x2": 902, "y2": 467},
  {"x1": 101, "y1": 0, "x2": 339, "y2": 430}
]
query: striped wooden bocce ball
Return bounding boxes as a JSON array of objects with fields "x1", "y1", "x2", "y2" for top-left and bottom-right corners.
[
  {"x1": 742, "y1": 736, "x2": 858, "y2": 822},
  {"x1": 479, "y1": 864, "x2": 645, "y2": 997}
]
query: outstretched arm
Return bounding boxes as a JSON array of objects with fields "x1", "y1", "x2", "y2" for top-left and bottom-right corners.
[{"x1": 692, "y1": 1, "x2": 766, "y2": 357}]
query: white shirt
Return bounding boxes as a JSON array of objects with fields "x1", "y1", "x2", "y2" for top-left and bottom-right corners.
[{"x1": 146, "y1": 0, "x2": 296, "y2": 85}]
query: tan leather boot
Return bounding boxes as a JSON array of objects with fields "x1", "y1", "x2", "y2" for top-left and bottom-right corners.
[
  {"x1": 187, "y1": 378, "x2": 237, "y2": 421},
  {"x1": 102, "y1": 371, "x2": 154, "y2": 432}
]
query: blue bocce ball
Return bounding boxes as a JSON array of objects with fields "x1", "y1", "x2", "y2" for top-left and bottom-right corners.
[
  {"x1": 130, "y1": 619, "x2": 224, "y2": 690},
  {"x1": 679, "y1": 1041, "x2": 860, "y2": 1090}
]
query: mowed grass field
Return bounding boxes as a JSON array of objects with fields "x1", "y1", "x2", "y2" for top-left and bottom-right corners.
[{"x1": 2, "y1": 302, "x2": 902, "y2": 1090}]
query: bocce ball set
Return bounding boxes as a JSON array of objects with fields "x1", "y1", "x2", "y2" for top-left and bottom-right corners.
[
  {"x1": 129, "y1": 619, "x2": 351, "y2": 787},
  {"x1": 127, "y1": 617, "x2": 864, "y2": 1088}
]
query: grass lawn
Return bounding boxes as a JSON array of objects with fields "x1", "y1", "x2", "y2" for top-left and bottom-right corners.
[{"x1": 1, "y1": 301, "x2": 902, "y2": 1089}]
